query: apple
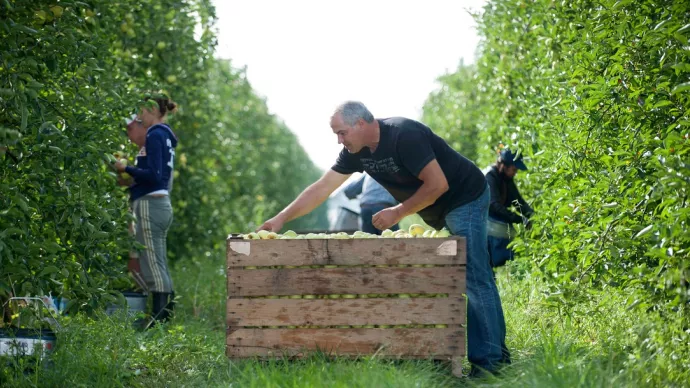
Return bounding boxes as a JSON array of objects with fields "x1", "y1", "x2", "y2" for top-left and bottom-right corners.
[
  {"x1": 283, "y1": 230, "x2": 297, "y2": 238},
  {"x1": 435, "y1": 229, "x2": 451, "y2": 238},
  {"x1": 341, "y1": 294, "x2": 356, "y2": 299},
  {"x1": 50, "y1": 6, "x2": 64, "y2": 18},
  {"x1": 408, "y1": 224, "x2": 426, "y2": 237},
  {"x1": 257, "y1": 230, "x2": 270, "y2": 239}
]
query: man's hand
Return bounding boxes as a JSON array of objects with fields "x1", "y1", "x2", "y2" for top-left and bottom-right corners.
[
  {"x1": 372, "y1": 206, "x2": 404, "y2": 231},
  {"x1": 256, "y1": 215, "x2": 286, "y2": 233},
  {"x1": 114, "y1": 160, "x2": 127, "y2": 173}
]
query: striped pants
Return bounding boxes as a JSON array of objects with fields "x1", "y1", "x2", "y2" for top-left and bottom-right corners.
[{"x1": 133, "y1": 196, "x2": 174, "y2": 293}]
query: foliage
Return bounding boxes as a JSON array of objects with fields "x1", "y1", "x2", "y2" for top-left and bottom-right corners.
[
  {"x1": 422, "y1": 62, "x2": 483, "y2": 164},
  {"x1": 0, "y1": 0, "x2": 326, "y2": 311},
  {"x1": 422, "y1": 0, "x2": 690, "y2": 310}
]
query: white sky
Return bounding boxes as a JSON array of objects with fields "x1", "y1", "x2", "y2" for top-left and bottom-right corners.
[{"x1": 212, "y1": 0, "x2": 487, "y2": 171}]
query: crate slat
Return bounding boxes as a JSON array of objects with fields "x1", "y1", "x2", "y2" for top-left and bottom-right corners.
[
  {"x1": 227, "y1": 267, "x2": 465, "y2": 297},
  {"x1": 227, "y1": 238, "x2": 466, "y2": 267},
  {"x1": 226, "y1": 328, "x2": 464, "y2": 358},
  {"x1": 227, "y1": 297, "x2": 466, "y2": 326}
]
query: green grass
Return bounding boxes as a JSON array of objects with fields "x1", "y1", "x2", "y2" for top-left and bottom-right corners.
[{"x1": 2, "y1": 256, "x2": 688, "y2": 387}]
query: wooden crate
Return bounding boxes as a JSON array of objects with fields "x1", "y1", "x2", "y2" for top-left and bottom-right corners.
[{"x1": 226, "y1": 236, "x2": 467, "y2": 377}]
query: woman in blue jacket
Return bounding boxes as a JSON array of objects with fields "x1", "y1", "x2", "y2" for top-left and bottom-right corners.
[{"x1": 116, "y1": 94, "x2": 178, "y2": 326}]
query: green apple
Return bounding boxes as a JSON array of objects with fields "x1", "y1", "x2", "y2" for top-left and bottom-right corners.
[
  {"x1": 397, "y1": 294, "x2": 411, "y2": 298},
  {"x1": 303, "y1": 295, "x2": 316, "y2": 299},
  {"x1": 283, "y1": 230, "x2": 297, "y2": 238},
  {"x1": 341, "y1": 294, "x2": 356, "y2": 299},
  {"x1": 435, "y1": 229, "x2": 451, "y2": 238}
]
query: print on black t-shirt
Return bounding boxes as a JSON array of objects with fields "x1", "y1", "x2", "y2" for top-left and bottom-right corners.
[{"x1": 331, "y1": 117, "x2": 486, "y2": 229}]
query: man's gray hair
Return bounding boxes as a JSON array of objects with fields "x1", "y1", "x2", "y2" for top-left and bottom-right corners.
[{"x1": 335, "y1": 101, "x2": 374, "y2": 126}]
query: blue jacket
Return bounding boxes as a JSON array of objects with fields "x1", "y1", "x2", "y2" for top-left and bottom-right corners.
[
  {"x1": 125, "y1": 123, "x2": 178, "y2": 201},
  {"x1": 343, "y1": 174, "x2": 397, "y2": 208}
]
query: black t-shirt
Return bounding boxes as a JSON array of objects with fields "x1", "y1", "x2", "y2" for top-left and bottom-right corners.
[{"x1": 331, "y1": 117, "x2": 486, "y2": 229}]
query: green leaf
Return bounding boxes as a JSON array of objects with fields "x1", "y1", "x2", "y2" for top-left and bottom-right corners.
[
  {"x1": 20, "y1": 105, "x2": 28, "y2": 131},
  {"x1": 634, "y1": 225, "x2": 654, "y2": 239},
  {"x1": 671, "y1": 82, "x2": 690, "y2": 95},
  {"x1": 652, "y1": 100, "x2": 673, "y2": 108},
  {"x1": 39, "y1": 266, "x2": 60, "y2": 277},
  {"x1": 0, "y1": 88, "x2": 14, "y2": 97}
]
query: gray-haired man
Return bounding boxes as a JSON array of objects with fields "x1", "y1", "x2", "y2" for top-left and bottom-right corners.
[{"x1": 258, "y1": 101, "x2": 510, "y2": 375}]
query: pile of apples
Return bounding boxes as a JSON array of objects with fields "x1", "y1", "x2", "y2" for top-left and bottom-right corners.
[{"x1": 242, "y1": 224, "x2": 451, "y2": 240}]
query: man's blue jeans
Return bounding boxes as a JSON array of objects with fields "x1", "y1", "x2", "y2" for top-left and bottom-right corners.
[{"x1": 444, "y1": 185, "x2": 509, "y2": 371}]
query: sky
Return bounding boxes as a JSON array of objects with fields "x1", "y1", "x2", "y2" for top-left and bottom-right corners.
[{"x1": 212, "y1": 0, "x2": 488, "y2": 171}]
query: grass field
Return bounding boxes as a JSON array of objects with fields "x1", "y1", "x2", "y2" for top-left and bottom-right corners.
[{"x1": 2, "y1": 255, "x2": 688, "y2": 387}]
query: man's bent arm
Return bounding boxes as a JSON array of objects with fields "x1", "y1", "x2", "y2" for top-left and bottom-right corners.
[
  {"x1": 395, "y1": 159, "x2": 448, "y2": 217},
  {"x1": 277, "y1": 169, "x2": 351, "y2": 223}
]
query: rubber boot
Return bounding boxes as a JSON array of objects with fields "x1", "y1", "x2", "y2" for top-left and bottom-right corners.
[{"x1": 148, "y1": 292, "x2": 175, "y2": 329}]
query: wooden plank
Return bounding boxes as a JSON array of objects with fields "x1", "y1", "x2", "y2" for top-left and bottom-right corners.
[
  {"x1": 227, "y1": 297, "x2": 465, "y2": 326},
  {"x1": 227, "y1": 267, "x2": 465, "y2": 297},
  {"x1": 226, "y1": 328, "x2": 464, "y2": 358},
  {"x1": 227, "y1": 238, "x2": 466, "y2": 267}
]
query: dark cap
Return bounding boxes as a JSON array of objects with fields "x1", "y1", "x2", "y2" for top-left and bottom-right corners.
[{"x1": 500, "y1": 149, "x2": 527, "y2": 171}]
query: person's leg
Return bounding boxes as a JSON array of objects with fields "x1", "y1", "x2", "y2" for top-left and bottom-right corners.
[
  {"x1": 488, "y1": 236, "x2": 513, "y2": 268},
  {"x1": 444, "y1": 185, "x2": 508, "y2": 372},
  {"x1": 135, "y1": 197, "x2": 175, "y2": 325}
]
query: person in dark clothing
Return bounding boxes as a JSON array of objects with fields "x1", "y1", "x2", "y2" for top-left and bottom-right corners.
[
  {"x1": 485, "y1": 149, "x2": 534, "y2": 268},
  {"x1": 115, "y1": 94, "x2": 179, "y2": 327},
  {"x1": 257, "y1": 101, "x2": 509, "y2": 376}
]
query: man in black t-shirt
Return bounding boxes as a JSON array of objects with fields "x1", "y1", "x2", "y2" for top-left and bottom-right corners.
[{"x1": 257, "y1": 101, "x2": 509, "y2": 374}]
